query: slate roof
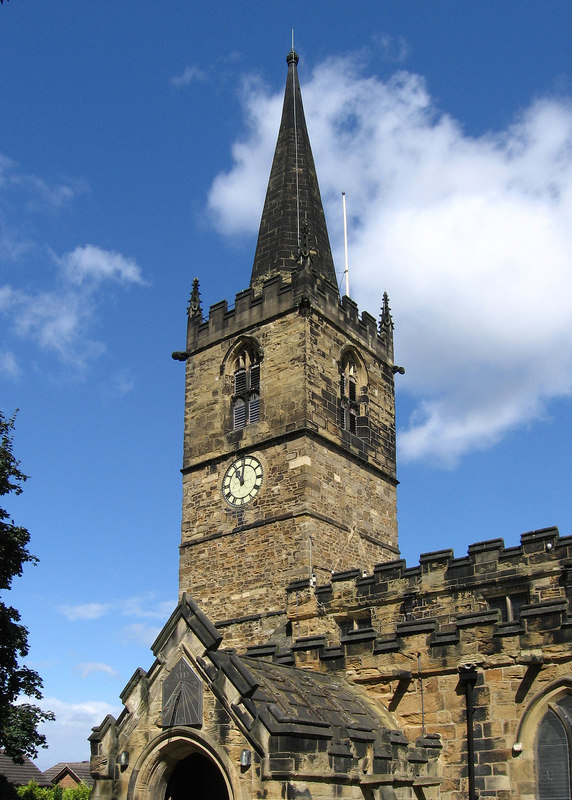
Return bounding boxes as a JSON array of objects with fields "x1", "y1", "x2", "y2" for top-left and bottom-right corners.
[
  {"x1": 0, "y1": 750, "x2": 49, "y2": 787},
  {"x1": 250, "y1": 49, "x2": 337, "y2": 292},
  {"x1": 202, "y1": 645, "x2": 403, "y2": 766},
  {"x1": 43, "y1": 761, "x2": 94, "y2": 787},
  {"x1": 204, "y1": 645, "x2": 442, "y2": 784},
  {"x1": 232, "y1": 654, "x2": 385, "y2": 743},
  {"x1": 156, "y1": 594, "x2": 393, "y2": 751}
]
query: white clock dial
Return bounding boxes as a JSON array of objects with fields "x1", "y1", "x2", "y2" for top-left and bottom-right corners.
[{"x1": 222, "y1": 456, "x2": 263, "y2": 507}]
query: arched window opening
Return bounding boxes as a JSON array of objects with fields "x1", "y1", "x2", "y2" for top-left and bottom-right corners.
[
  {"x1": 537, "y1": 694, "x2": 572, "y2": 800},
  {"x1": 231, "y1": 348, "x2": 260, "y2": 430},
  {"x1": 339, "y1": 358, "x2": 362, "y2": 435}
]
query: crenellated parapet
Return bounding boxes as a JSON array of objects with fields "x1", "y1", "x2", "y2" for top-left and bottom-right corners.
[
  {"x1": 277, "y1": 526, "x2": 572, "y2": 666},
  {"x1": 181, "y1": 265, "x2": 394, "y2": 364}
]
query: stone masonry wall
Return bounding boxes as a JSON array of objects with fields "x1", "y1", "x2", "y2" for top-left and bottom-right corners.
[
  {"x1": 90, "y1": 619, "x2": 259, "y2": 800},
  {"x1": 178, "y1": 277, "x2": 399, "y2": 639},
  {"x1": 91, "y1": 599, "x2": 441, "y2": 800},
  {"x1": 182, "y1": 289, "x2": 395, "y2": 477},
  {"x1": 273, "y1": 527, "x2": 572, "y2": 800},
  {"x1": 180, "y1": 436, "x2": 398, "y2": 648}
]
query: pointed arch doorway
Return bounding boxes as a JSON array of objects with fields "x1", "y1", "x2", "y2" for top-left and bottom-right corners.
[{"x1": 164, "y1": 752, "x2": 229, "y2": 800}]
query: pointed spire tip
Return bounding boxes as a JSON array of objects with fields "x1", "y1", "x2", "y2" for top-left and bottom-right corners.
[{"x1": 250, "y1": 46, "x2": 336, "y2": 294}]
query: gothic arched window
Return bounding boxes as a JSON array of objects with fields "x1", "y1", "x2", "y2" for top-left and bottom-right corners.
[
  {"x1": 339, "y1": 357, "x2": 361, "y2": 435},
  {"x1": 536, "y1": 694, "x2": 572, "y2": 800},
  {"x1": 231, "y1": 348, "x2": 260, "y2": 430}
]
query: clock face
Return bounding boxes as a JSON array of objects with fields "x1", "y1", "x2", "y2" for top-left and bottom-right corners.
[{"x1": 222, "y1": 455, "x2": 263, "y2": 507}]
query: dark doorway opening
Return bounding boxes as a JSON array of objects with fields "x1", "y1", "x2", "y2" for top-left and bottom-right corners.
[{"x1": 165, "y1": 752, "x2": 229, "y2": 800}]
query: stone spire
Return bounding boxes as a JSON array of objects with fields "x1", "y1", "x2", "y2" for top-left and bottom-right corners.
[{"x1": 250, "y1": 49, "x2": 338, "y2": 294}]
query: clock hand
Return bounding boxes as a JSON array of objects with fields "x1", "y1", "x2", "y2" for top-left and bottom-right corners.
[{"x1": 234, "y1": 467, "x2": 243, "y2": 486}]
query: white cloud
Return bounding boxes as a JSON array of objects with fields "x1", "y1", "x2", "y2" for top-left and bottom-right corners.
[
  {"x1": 121, "y1": 594, "x2": 176, "y2": 620},
  {"x1": 208, "y1": 78, "x2": 283, "y2": 235},
  {"x1": 60, "y1": 244, "x2": 146, "y2": 287},
  {"x1": 0, "y1": 286, "x2": 14, "y2": 310},
  {"x1": 5, "y1": 286, "x2": 98, "y2": 364},
  {"x1": 34, "y1": 697, "x2": 120, "y2": 770},
  {"x1": 76, "y1": 662, "x2": 120, "y2": 679},
  {"x1": 59, "y1": 602, "x2": 111, "y2": 621},
  {"x1": 0, "y1": 223, "x2": 32, "y2": 263},
  {"x1": 120, "y1": 622, "x2": 161, "y2": 647},
  {"x1": 374, "y1": 33, "x2": 410, "y2": 63},
  {"x1": 1, "y1": 245, "x2": 145, "y2": 368},
  {"x1": 207, "y1": 55, "x2": 572, "y2": 466},
  {"x1": 171, "y1": 64, "x2": 206, "y2": 87},
  {"x1": 0, "y1": 155, "x2": 78, "y2": 213},
  {"x1": 0, "y1": 155, "x2": 146, "y2": 372},
  {"x1": 59, "y1": 595, "x2": 174, "y2": 626},
  {"x1": 58, "y1": 592, "x2": 175, "y2": 646},
  {"x1": 100, "y1": 368, "x2": 135, "y2": 398},
  {"x1": 17, "y1": 174, "x2": 77, "y2": 212},
  {"x1": 0, "y1": 350, "x2": 20, "y2": 379}
]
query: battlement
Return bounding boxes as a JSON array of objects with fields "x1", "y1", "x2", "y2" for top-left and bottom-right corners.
[
  {"x1": 250, "y1": 590, "x2": 570, "y2": 677},
  {"x1": 269, "y1": 526, "x2": 572, "y2": 668},
  {"x1": 321, "y1": 525, "x2": 571, "y2": 593},
  {"x1": 184, "y1": 263, "x2": 393, "y2": 362}
]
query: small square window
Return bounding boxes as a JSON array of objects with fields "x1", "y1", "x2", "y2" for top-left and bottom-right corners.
[
  {"x1": 489, "y1": 592, "x2": 528, "y2": 622},
  {"x1": 339, "y1": 614, "x2": 371, "y2": 638}
]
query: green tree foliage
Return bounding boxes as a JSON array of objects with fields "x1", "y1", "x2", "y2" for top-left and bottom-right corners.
[
  {"x1": 0, "y1": 412, "x2": 54, "y2": 762},
  {"x1": 16, "y1": 783, "x2": 91, "y2": 800}
]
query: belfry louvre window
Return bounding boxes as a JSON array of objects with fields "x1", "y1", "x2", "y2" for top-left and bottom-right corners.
[
  {"x1": 537, "y1": 694, "x2": 572, "y2": 799},
  {"x1": 339, "y1": 360, "x2": 359, "y2": 434},
  {"x1": 232, "y1": 350, "x2": 260, "y2": 430}
]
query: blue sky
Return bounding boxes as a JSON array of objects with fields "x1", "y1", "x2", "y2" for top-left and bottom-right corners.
[{"x1": 2, "y1": 0, "x2": 572, "y2": 770}]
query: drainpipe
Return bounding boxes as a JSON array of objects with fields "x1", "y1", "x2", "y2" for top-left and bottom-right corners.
[{"x1": 458, "y1": 664, "x2": 479, "y2": 800}]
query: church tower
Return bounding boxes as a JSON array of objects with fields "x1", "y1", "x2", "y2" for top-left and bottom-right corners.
[{"x1": 174, "y1": 50, "x2": 399, "y2": 644}]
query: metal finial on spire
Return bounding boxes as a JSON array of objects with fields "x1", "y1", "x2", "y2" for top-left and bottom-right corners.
[
  {"x1": 287, "y1": 34, "x2": 299, "y2": 67},
  {"x1": 187, "y1": 277, "x2": 202, "y2": 320},
  {"x1": 287, "y1": 30, "x2": 299, "y2": 65}
]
